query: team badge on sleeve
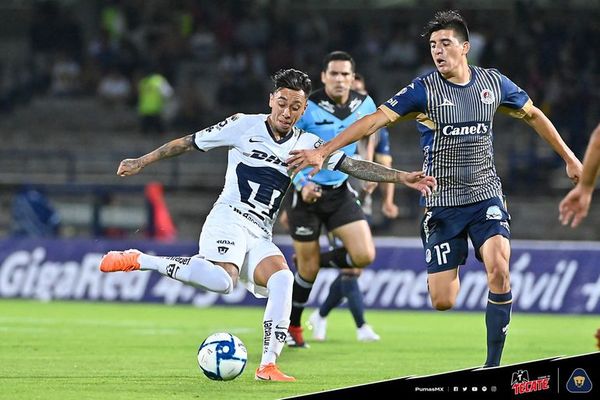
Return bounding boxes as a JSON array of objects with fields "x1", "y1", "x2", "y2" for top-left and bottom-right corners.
[{"x1": 396, "y1": 83, "x2": 415, "y2": 96}]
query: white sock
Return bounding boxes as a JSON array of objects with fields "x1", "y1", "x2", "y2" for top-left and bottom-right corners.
[
  {"x1": 260, "y1": 269, "x2": 293, "y2": 366},
  {"x1": 138, "y1": 253, "x2": 233, "y2": 294}
]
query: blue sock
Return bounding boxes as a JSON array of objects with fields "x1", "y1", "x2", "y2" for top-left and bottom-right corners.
[
  {"x1": 340, "y1": 274, "x2": 365, "y2": 328},
  {"x1": 319, "y1": 274, "x2": 343, "y2": 317},
  {"x1": 485, "y1": 290, "x2": 512, "y2": 367}
]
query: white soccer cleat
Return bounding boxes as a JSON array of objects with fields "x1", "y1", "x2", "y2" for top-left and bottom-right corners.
[
  {"x1": 306, "y1": 310, "x2": 327, "y2": 341},
  {"x1": 357, "y1": 324, "x2": 380, "y2": 342}
]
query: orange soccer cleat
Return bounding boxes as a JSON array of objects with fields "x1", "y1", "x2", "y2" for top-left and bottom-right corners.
[
  {"x1": 255, "y1": 363, "x2": 296, "y2": 382},
  {"x1": 99, "y1": 250, "x2": 141, "y2": 272}
]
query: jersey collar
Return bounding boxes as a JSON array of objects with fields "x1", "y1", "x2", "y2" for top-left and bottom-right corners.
[
  {"x1": 264, "y1": 120, "x2": 294, "y2": 144},
  {"x1": 309, "y1": 88, "x2": 367, "y2": 120}
]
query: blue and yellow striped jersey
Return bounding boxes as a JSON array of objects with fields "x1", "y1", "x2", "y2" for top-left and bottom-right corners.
[{"x1": 380, "y1": 66, "x2": 532, "y2": 207}]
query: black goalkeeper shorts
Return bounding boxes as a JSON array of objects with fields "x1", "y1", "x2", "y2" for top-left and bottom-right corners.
[{"x1": 287, "y1": 181, "x2": 366, "y2": 242}]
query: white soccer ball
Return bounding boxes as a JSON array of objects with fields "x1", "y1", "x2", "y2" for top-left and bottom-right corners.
[{"x1": 197, "y1": 332, "x2": 248, "y2": 381}]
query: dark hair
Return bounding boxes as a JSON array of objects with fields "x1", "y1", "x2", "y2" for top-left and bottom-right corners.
[
  {"x1": 322, "y1": 51, "x2": 355, "y2": 73},
  {"x1": 422, "y1": 10, "x2": 470, "y2": 42},
  {"x1": 354, "y1": 72, "x2": 365, "y2": 82},
  {"x1": 271, "y1": 68, "x2": 312, "y2": 96}
]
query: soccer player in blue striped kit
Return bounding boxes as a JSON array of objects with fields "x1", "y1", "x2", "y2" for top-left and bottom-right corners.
[{"x1": 287, "y1": 10, "x2": 583, "y2": 367}]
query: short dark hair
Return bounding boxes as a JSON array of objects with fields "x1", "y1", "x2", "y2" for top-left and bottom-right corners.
[
  {"x1": 271, "y1": 68, "x2": 312, "y2": 96},
  {"x1": 354, "y1": 72, "x2": 365, "y2": 82},
  {"x1": 423, "y1": 10, "x2": 470, "y2": 42},
  {"x1": 322, "y1": 51, "x2": 355, "y2": 73}
]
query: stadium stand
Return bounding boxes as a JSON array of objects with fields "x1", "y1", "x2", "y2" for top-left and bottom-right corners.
[{"x1": 1, "y1": 0, "x2": 599, "y2": 241}]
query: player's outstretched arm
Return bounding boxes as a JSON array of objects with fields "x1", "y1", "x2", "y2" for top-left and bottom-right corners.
[
  {"x1": 287, "y1": 109, "x2": 390, "y2": 177},
  {"x1": 117, "y1": 134, "x2": 195, "y2": 176},
  {"x1": 523, "y1": 105, "x2": 583, "y2": 183},
  {"x1": 559, "y1": 123, "x2": 600, "y2": 228},
  {"x1": 338, "y1": 156, "x2": 437, "y2": 197}
]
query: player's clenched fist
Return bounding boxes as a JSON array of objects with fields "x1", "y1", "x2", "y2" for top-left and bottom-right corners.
[{"x1": 117, "y1": 158, "x2": 144, "y2": 176}]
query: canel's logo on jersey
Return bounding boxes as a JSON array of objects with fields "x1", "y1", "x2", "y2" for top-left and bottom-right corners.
[
  {"x1": 243, "y1": 150, "x2": 287, "y2": 166},
  {"x1": 441, "y1": 122, "x2": 490, "y2": 136}
]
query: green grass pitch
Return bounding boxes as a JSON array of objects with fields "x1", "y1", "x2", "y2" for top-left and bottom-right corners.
[{"x1": 0, "y1": 300, "x2": 597, "y2": 399}]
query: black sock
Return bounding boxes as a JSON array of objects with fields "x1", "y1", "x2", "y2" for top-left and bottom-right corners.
[
  {"x1": 340, "y1": 274, "x2": 365, "y2": 327},
  {"x1": 290, "y1": 272, "x2": 313, "y2": 326},
  {"x1": 319, "y1": 274, "x2": 344, "y2": 317},
  {"x1": 319, "y1": 248, "x2": 353, "y2": 269},
  {"x1": 484, "y1": 290, "x2": 512, "y2": 367}
]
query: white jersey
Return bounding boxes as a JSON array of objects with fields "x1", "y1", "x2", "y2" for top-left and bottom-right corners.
[{"x1": 193, "y1": 113, "x2": 345, "y2": 238}]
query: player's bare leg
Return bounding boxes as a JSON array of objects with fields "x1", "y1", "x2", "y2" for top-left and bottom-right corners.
[{"x1": 427, "y1": 268, "x2": 460, "y2": 311}]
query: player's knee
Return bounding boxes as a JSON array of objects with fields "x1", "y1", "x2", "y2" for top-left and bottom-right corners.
[
  {"x1": 349, "y1": 248, "x2": 375, "y2": 268},
  {"x1": 431, "y1": 297, "x2": 455, "y2": 311},
  {"x1": 296, "y1": 257, "x2": 319, "y2": 280},
  {"x1": 272, "y1": 268, "x2": 294, "y2": 290},
  {"x1": 267, "y1": 269, "x2": 294, "y2": 298},
  {"x1": 486, "y1": 266, "x2": 510, "y2": 291},
  {"x1": 219, "y1": 272, "x2": 235, "y2": 294}
]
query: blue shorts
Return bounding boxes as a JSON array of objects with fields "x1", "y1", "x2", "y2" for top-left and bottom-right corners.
[
  {"x1": 420, "y1": 196, "x2": 511, "y2": 274},
  {"x1": 375, "y1": 128, "x2": 391, "y2": 156}
]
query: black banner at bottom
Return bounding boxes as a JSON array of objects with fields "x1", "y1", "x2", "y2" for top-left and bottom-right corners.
[{"x1": 287, "y1": 352, "x2": 600, "y2": 399}]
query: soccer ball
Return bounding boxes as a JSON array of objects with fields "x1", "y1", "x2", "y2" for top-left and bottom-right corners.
[{"x1": 197, "y1": 332, "x2": 248, "y2": 381}]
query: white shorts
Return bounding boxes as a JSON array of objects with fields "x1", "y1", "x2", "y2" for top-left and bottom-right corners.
[{"x1": 199, "y1": 204, "x2": 282, "y2": 298}]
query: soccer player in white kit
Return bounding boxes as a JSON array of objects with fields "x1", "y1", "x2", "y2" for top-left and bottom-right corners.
[{"x1": 100, "y1": 68, "x2": 437, "y2": 381}]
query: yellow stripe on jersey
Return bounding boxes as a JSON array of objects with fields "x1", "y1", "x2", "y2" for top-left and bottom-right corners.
[
  {"x1": 379, "y1": 104, "x2": 400, "y2": 122},
  {"x1": 378, "y1": 105, "x2": 433, "y2": 128},
  {"x1": 498, "y1": 98, "x2": 533, "y2": 119},
  {"x1": 416, "y1": 112, "x2": 436, "y2": 130}
]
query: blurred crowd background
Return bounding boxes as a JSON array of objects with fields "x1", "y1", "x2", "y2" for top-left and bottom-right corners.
[{"x1": 1, "y1": 0, "x2": 599, "y2": 241}]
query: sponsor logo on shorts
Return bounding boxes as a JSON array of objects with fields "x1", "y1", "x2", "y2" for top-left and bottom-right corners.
[
  {"x1": 217, "y1": 239, "x2": 235, "y2": 245},
  {"x1": 425, "y1": 249, "x2": 432, "y2": 263},
  {"x1": 486, "y1": 205, "x2": 502, "y2": 220},
  {"x1": 295, "y1": 226, "x2": 314, "y2": 236},
  {"x1": 217, "y1": 246, "x2": 229, "y2": 255},
  {"x1": 422, "y1": 211, "x2": 432, "y2": 243}
]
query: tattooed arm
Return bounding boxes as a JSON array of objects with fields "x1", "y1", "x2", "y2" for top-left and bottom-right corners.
[
  {"x1": 117, "y1": 134, "x2": 196, "y2": 176},
  {"x1": 338, "y1": 156, "x2": 437, "y2": 196}
]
